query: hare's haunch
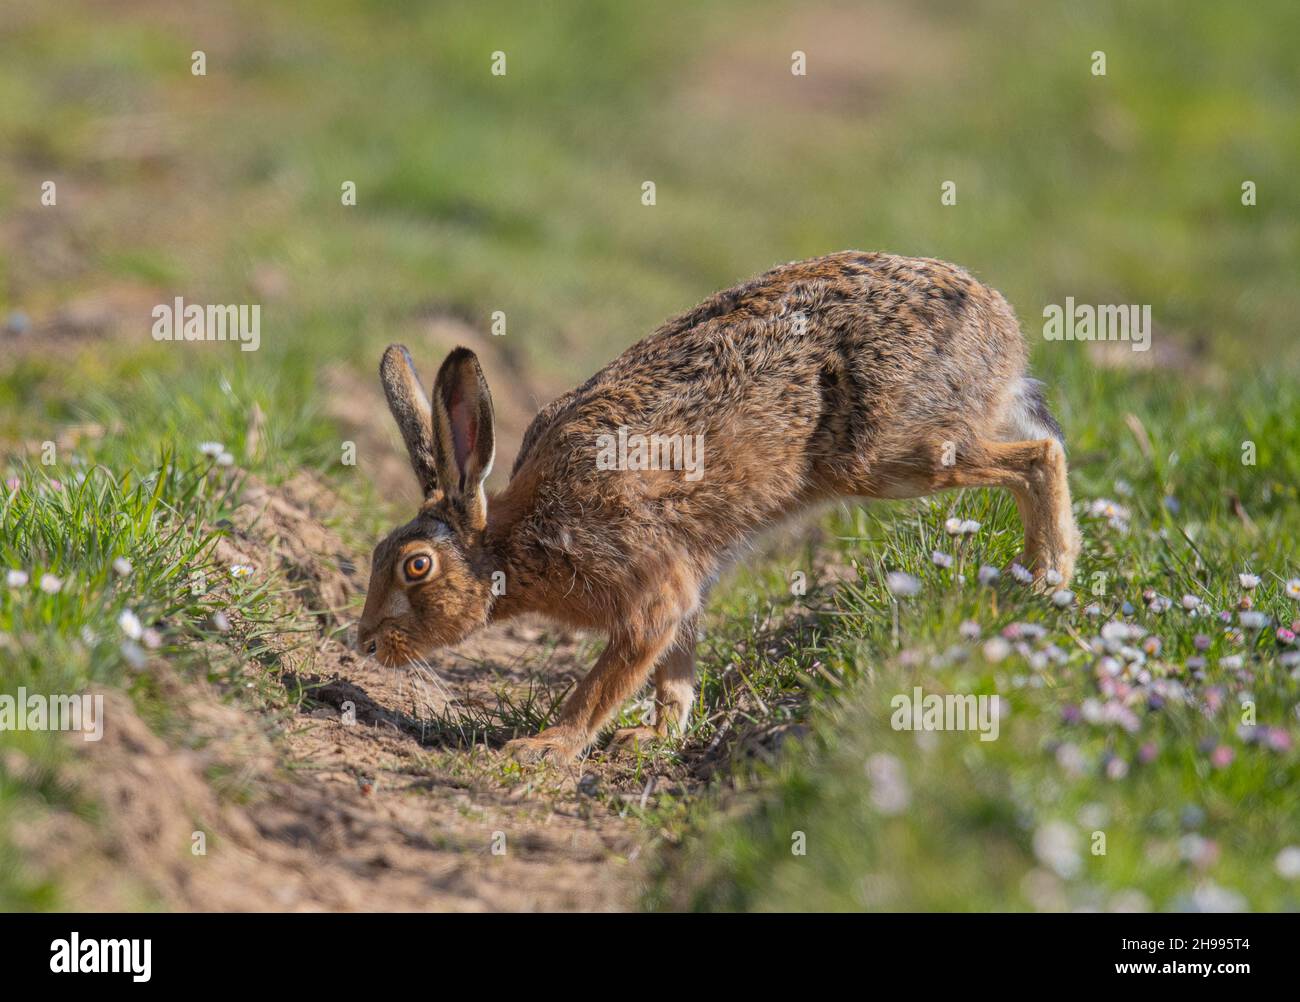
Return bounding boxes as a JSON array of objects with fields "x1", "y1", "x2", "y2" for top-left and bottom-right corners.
[{"x1": 358, "y1": 251, "x2": 1081, "y2": 762}]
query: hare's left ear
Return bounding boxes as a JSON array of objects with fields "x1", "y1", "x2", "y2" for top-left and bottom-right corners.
[
  {"x1": 380, "y1": 345, "x2": 439, "y2": 499},
  {"x1": 431, "y1": 346, "x2": 496, "y2": 528}
]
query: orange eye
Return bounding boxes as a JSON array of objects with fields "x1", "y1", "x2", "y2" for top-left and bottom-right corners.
[{"x1": 403, "y1": 554, "x2": 433, "y2": 581}]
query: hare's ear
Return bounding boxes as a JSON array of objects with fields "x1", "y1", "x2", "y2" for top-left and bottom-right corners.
[
  {"x1": 431, "y1": 346, "x2": 496, "y2": 528},
  {"x1": 380, "y1": 345, "x2": 439, "y2": 498}
]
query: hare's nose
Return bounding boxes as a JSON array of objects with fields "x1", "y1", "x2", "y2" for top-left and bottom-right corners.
[{"x1": 354, "y1": 623, "x2": 379, "y2": 656}]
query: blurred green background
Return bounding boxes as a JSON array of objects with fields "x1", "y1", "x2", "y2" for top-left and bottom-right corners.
[{"x1": 1, "y1": 0, "x2": 1298, "y2": 911}]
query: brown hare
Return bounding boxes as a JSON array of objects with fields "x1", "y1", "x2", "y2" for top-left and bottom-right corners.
[{"x1": 357, "y1": 251, "x2": 1081, "y2": 762}]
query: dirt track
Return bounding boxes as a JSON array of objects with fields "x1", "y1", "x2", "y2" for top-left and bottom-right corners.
[
  {"x1": 4, "y1": 307, "x2": 685, "y2": 911},
  {"x1": 20, "y1": 468, "x2": 660, "y2": 911}
]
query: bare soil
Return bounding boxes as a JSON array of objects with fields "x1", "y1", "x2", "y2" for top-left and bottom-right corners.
[{"x1": 20, "y1": 466, "x2": 676, "y2": 911}]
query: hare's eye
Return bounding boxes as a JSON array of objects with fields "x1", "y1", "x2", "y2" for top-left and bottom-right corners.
[{"x1": 403, "y1": 554, "x2": 433, "y2": 581}]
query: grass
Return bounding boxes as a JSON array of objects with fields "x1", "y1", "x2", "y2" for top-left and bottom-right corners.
[
  {"x1": 645, "y1": 372, "x2": 1300, "y2": 911},
  {"x1": 0, "y1": 455, "x2": 240, "y2": 908},
  {"x1": 1, "y1": 0, "x2": 1297, "y2": 910}
]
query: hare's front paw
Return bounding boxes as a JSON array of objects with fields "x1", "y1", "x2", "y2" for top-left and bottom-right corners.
[
  {"x1": 504, "y1": 726, "x2": 585, "y2": 764},
  {"x1": 607, "y1": 725, "x2": 660, "y2": 755}
]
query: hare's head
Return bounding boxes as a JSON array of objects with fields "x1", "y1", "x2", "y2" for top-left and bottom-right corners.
[{"x1": 357, "y1": 345, "x2": 498, "y2": 666}]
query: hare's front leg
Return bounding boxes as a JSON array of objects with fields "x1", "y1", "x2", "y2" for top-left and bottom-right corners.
[{"x1": 505, "y1": 622, "x2": 677, "y2": 763}]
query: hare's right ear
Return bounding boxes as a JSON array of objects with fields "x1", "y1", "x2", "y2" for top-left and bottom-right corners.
[
  {"x1": 430, "y1": 346, "x2": 495, "y2": 530},
  {"x1": 379, "y1": 345, "x2": 439, "y2": 498}
]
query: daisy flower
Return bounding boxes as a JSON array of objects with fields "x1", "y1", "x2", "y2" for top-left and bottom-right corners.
[
  {"x1": 39, "y1": 573, "x2": 63, "y2": 594},
  {"x1": 1086, "y1": 498, "x2": 1129, "y2": 520},
  {"x1": 1239, "y1": 611, "x2": 1268, "y2": 631},
  {"x1": 117, "y1": 608, "x2": 143, "y2": 640},
  {"x1": 885, "y1": 572, "x2": 920, "y2": 598},
  {"x1": 6, "y1": 569, "x2": 28, "y2": 588},
  {"x1": 1275, "y1": 847, "x2": 1300, "y2": 880},
  {"x1": 982, "y1": 637, "x2": 1011, "y2": 663},
  {"x1": 121, "y1": 640, "x2": 146, "y2": 670},
  {"x1": 199, "y1": 441, "x2": 225, "y2": 458}
]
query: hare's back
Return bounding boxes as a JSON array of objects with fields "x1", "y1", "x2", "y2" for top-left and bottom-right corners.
[{"x1": 583, "y1": 251, "x2": 1022, "y2": 425}]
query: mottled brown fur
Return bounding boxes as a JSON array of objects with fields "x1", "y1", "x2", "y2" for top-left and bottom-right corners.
[{"x1": 358, "y1": 251, "x2": 1081, "y2": 761}]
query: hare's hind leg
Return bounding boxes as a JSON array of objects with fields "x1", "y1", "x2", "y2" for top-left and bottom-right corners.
[
  {"x1": 652, "y1": 613, "x2": 698, "y2": 734},
  {"x1": 931, "y1": 437, "x2": 1080, "y2": 583},
  {"x1": 610, "y1": 613, "x2": 698, "y2": 752}
]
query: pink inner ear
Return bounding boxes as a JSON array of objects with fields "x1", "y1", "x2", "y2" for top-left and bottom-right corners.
[{"x1": 448, "y1": 385, "x2": 477, "y2": 474}]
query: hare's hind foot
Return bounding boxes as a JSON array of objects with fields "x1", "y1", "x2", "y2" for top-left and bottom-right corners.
[
  {"x1": 608, "y1": 725, "x2": 661, "y2": 755},
  {"x1": 875, "y1": 434, "x2": 1080, "y2": 587},
  {"x1": 504, "y1": 725, "x2": 586, "y2": 764},
  {"x1": 1003, "y1": 437, "x2": 1080, "y2": 586}
]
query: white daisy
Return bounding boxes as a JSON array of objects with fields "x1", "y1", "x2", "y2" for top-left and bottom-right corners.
[
  {"x1": 885, "y1": 572, "x2": 921, "y2": 598},
  {"x1": 117, "y1": 608, "x2": 143, "y2": 640},
  {"x1": 1239, "y1": 611, "x2": 1268, "y2": 631},
  {"x1": 1275, "y1": 846, "x2": 1300, "y2": 880},
  {"x1": 982, "y1": 637, "x2": 1011, "y2": 662}
]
